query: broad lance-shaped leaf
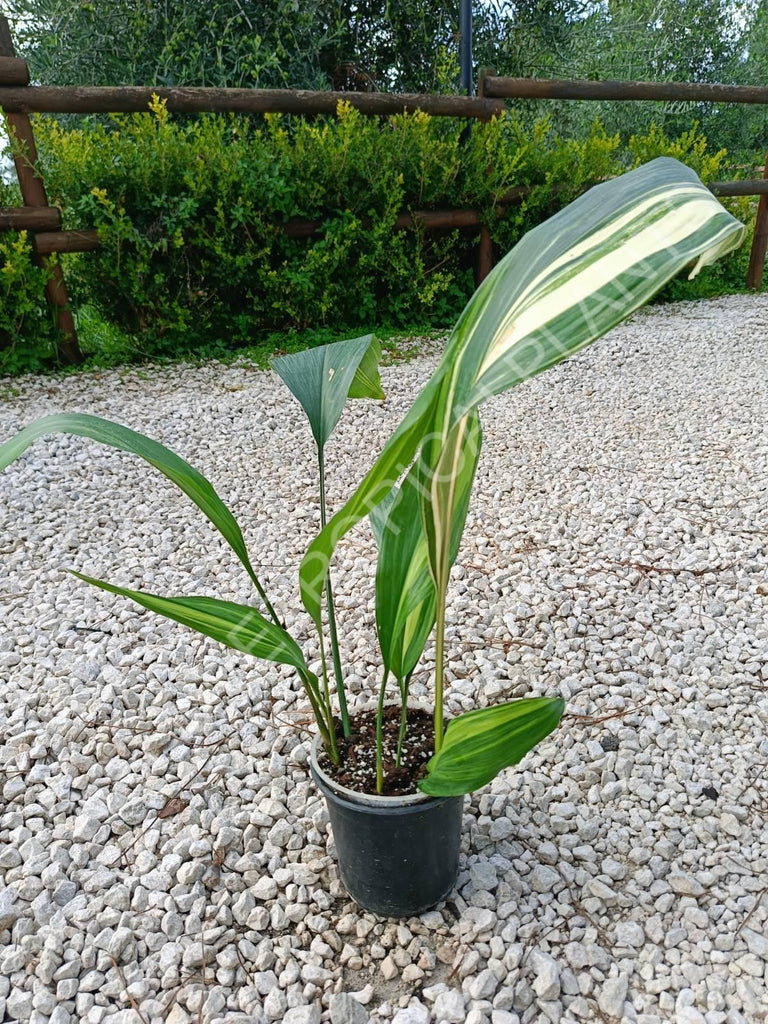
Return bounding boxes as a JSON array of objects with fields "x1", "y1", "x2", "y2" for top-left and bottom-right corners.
[
  {"x1": 420, "y1": 410, "x2": 479, "y2": 590},
  {"x1": 418, "y1": 697, "x2": 565, "y2": 797},
  {"x1": 0, "y1": 413, "x2": 277, "y2": 619},
  {"x1": 70, "y1": 571, "x2": 308, "y2": 670},
  {"x1": 301, "y1": 378, "x2": 441, "y2": 624},
  {"x1": 70, "y1": 571, "x2": 332, "y2": 741},
  {"x1": 271, "y1": 334, "x2": 383, "y2": 451},
  {"x1": 300, "y1": 158, "x2": 746, "y2": 623},
  {"x1": 375, "y1": 462, "x2": 435, "y2": 682},
  {"x1": 375, "y1": 412, "x2": 482, "y2": 681}
]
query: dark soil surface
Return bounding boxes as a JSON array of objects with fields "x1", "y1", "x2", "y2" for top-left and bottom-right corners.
[{"x1": 319, "y1": 706, "x2": 437, "y2": 797}]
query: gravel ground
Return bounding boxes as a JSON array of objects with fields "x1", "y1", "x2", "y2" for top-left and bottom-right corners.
[{"x1": 1, "y1": 293, "x2": 767, "y2": 1024}]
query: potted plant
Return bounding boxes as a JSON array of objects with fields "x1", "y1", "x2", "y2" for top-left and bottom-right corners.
[{"x1": 0, "y1": 158, "x2": 744, "y2": 917}]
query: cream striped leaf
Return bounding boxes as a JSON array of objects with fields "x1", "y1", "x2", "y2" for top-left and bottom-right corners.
[
  {"x1": 418, "y1": 697, "x2": 566, "y2": 796},
  {"x1": 300, "y1": 158, "x2": 746, "y2": 625},
  {"x1": 375, "y1": 412, "x2": 481, "y2": 682},
  {"x1": 69, "y1": 571, "x2": 310, "y2": 670}
]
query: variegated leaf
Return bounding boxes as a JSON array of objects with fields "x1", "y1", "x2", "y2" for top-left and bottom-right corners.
[
  {"x1": 300, "y1": 158, "x2": 746, "y2": 625},
  {"x1": 375, "y1": 413, "x2": 481, "y2": 682},
  {"x1": 418, "y1": 697, "x2": 565, "y2": 796},
  {"x1": 0, "y1": 412, "x2": 277, "y2": 619}
]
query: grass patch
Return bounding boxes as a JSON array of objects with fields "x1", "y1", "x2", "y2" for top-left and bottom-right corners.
[{"x1": 1, "y1": 306, "x2": 450, "y2": 382}]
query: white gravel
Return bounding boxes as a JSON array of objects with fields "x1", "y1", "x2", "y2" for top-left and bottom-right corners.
[{"x1": 1, "y1": 293, "x2": 767, "y2": 1024}]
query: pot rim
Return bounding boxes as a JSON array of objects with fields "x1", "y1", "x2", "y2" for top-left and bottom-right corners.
[{"x1": 310, "y1": 732, "x2": 435, "y2": 808}]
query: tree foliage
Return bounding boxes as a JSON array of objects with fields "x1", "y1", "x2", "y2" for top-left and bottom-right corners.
[
  {"x1": 6, "y1": 1, "x2": 767, "y2": 153},
  {"x1": 0, "y1": 101, "x2": 748, "y2": 373},
  {"x1": 547, "y1": 1, "x2": 768, "y2": 153},
  {"x1": 3, "y1": 2, "x2": 618, "y2": 92},
  {"x1": 6, "y1": 0, "x2": 336, "y2": 89}
]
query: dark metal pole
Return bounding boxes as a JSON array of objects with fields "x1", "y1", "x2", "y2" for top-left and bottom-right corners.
[{"x1": 459, "y1": 0, "x2": 473, "y2": 95}]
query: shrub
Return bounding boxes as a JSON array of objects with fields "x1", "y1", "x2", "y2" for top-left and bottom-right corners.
[
  {"x1": 0, "y1": 227, "x2": 62, "y2": 373},
  {"x1": 37, "y1": 100, "x2": 486, "y2": 351},
  {"x1": 0, "y1": 101, "x2": 757, "y2": 372}
]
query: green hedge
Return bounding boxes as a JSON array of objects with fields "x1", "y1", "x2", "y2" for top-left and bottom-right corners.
[
  {"x1": 0, "y1": 101, "x2": 756, "y2": 373},
  {"x1": 0, "y1": 175, "x2": 64, "y2": 372}
]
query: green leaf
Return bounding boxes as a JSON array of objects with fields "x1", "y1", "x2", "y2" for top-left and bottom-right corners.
[
  {"x1": 70, "y1": 571, "x2": 311, "y2": 673},
  {"x1": 375, "y1": 462, "x2": 436, "y2": 681},
  {"x1": 271, "y1": 333, "x2": 383, "y2": 451},
  {"x1": 369, "y1": 486, "x2": 397, "y2": 547},
  {"x1": 300, "y1": 158, "x2": 746, "y2": 624},
  {"x1": 0, "y1": 413, "x2": 274, "y2": 612},
  {"x1": 301, "y1": 379, "x2": 441, "y2": 624},
  {"x1": 418, "y1": 697, "x2": 565, "y2": 797},
  {"x1": 375, "y1": 412, "x2": 481, "y2": 681},
  {"x1": 348, "y1": 337, "x2": 385, "y2": 400}
]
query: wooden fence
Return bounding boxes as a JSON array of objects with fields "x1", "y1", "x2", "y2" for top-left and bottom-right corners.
[{"x1": 2, "y1": 13, "x2": 767, "y2": 363}]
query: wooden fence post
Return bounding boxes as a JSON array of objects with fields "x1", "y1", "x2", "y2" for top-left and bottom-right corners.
[
  {"x1": 475, "y1": 225, "x2": 493, "y2": 285},
  {"x1": 746, "y1": 153, "x2": 768, "y2": 290},
  {"x1": 0, "y1": 16, "x2": 82, "y2": 364}
]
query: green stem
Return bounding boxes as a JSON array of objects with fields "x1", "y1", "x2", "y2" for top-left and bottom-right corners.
[
  {"x1": 299, "y1": 670, "x2": 333, "y2": 750},
  {"x1": 376, "y1": 668, "x2": 390, "y2": 795},
  {"x1": 325, "y1": 578, "x2": 349, "y2": 735},
  {"x1": 319, "y1": 450, "x2": 350, "y2": 736},
  {"x1": 317, "y1": 628, "x2": 339, "y2": 764},
  {"x1": 434, "y1": 591, "x2": 447, "y2": 753},
  {"x1": 251, "y1": 573, "x2": 281, "y2": 629},
  {"x1": 396, "y1": 673, "x2": 411, "y2": 767}
]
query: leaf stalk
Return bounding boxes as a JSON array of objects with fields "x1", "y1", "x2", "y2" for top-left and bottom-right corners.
[
  {"x1": 319, "y1": 450, "x2": 350, "y2": 736},
  {"x1": 434, "y1": 590, "x2": 447, "y2": 753},
  {"x1": 375, "y1": 668, "x2": 390, "y2": 795},
  {"x1": 396, "y1": 673, "x2": 410, "y2": 767}
]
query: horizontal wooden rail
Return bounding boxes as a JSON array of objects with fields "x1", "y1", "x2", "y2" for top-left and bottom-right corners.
[
  {"x1": 0, "y1": 56, "x2": 28, "y2": 85},
  {"x1": 0, "y1": 206, "x2": 61, "y2": 231},
  {"x1": 0, "y1": 85, "x2": 504, "y2": 119},
  {"x1": 16, "y1": 179, "x2": 763, "y2": 252},
  {"x1": 10, "y1": 78, "x2": 768, "y2": 117},
  {"x1": 283, "y1": 207, "x2": 506, "y2": 239},
  {"x1": 709, "y1": 180, "x2": 768, "y2": 196},
  {"x1": 34, "y1": 229, "x2": 100, "y2": 255},
  {"x1": 26, "y1": 211, "x2": 507, "y2": 248},
  {"x1": 484, "y1": 75, "x2": 768, "y2": 105}
]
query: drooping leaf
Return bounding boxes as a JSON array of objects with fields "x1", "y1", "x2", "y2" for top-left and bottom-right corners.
[
  {"x1": 0, "y1": 413, "x2": 275, "y2": 615},
  {"x1": 418, "y1": 697, "x2": 565, "y2": 796},
  {"x1": 271, "y1": 334, "x2": 383, "y2": 451},
  {"x1": 69, "y1": 571, "x2": 310, "y2": 674},
  {"x1": 375, "y1": 412, "x2": 482, "y2": 681},
  {"x1": 300, "y1": 158, "x2": 746, "y2": 625}
]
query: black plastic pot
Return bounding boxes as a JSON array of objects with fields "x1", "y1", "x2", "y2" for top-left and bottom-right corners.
[{"x1": 310, "y1": 734, "x2": 464, "y2": 918}]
